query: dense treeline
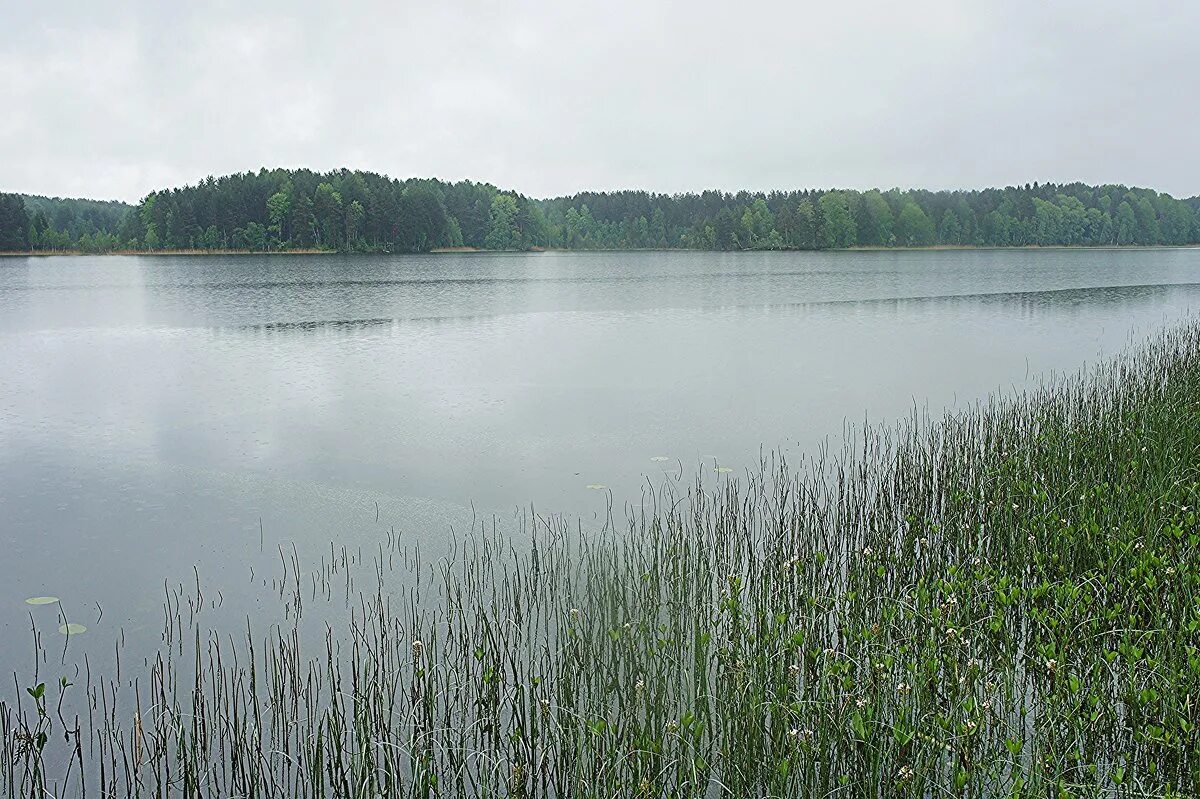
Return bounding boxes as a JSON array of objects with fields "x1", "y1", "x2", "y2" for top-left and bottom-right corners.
[
  {"x1": 0, "y1": 194, "x2": 132, "y2": 252},
  {"x1": 541, "y1": 183, "x2": 1200, "y2": 250},
  {"x1": 113, "y1": 169, "x2": 549, "y2": 253},
  {"x1": 2, "y1": 171, "x2": 1200, "y2": 253},
  {"x1": 0, "y1": 171, "x2": 548, "y2": 254}
]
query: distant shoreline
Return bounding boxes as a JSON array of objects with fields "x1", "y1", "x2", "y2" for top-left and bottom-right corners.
[
  {"x1": 3, "y1": 243, "x2": 1199, "y2": 258},
  {"x1": 0, "y1": 248, "x2": 332, "y2": 257}
]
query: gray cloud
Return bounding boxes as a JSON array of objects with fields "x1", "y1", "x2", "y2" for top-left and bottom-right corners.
[{"x1": 2, "y1": 0, "x2": 1197, "y2": 202}]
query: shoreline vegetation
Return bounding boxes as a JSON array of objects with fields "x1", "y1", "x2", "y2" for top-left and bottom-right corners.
[
  {"x1": 4, "y1": 242, "x2": 1200, "y2": 258},
  {"x1": 2, "y1": 169, "x2": 1200, "y2": 257},
  {"x1": 4, "y1": 320, "x2": 1199, "y2": 796}
]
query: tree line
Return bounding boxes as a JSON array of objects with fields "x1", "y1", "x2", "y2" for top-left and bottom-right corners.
[{"x1": 2, "y1": 170, "x2": 1199, "y2": 253}]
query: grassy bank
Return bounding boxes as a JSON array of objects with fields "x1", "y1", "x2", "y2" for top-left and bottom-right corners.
[{"x1": 4, "y1": 323, "x2": 1200, "y2": 797}]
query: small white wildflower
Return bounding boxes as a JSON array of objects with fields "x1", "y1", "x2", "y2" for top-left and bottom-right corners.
[
  {"x1": 666, "y1": 720, "x2": 679, "y2": 732},
  {"x1": 862, "y1": 546, "x2": 873, "y2": 556},
  {"x1": 1045, "y1": 659, "x2": 1058, "y2": 673},
  {"x1": 411, "y1": 639, "x2": 424, "y2": 654},
  {"x1": 896, "y1": 682, "x2": 911, "y2": 695},
  {"x1": 855, "y1": 698, "x2": 868, "y2": 709},
  {"x1": 897, "y1": 764, "x2": 915, "y2": 781},
  {"x1": 569, "y1": 607, "x2": 581, "y2": 619},
  {"x1": 634, "y1": 679, "x2": 645, "y2": 692},
  {"x1": 918, "y1": 537, "x2": 929, "y2": 546}
]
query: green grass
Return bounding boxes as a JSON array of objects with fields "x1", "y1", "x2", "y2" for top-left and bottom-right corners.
[{"x1": 4, "y1": 321, "x2": 1200, "y2": 797}]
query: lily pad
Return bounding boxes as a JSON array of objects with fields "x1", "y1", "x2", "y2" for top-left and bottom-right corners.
[
  {"x1": 24, "y1": 596, "x2": 60, "y2": 606},
  {"x1": 586, "y1": 483, "x2": 607, "y2": 490},
  {"x1": 58, "y1": 623, "x2": 87, "y2": 636},
  {"x1": 649, "y1": 456, "x2": 670, "y2": 462},
  {"x1": 714, "y1": 467, "x2": 734, "y2": 474}
]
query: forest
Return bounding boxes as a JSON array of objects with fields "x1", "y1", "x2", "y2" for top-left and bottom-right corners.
[{"x1": 2, "y1": 168, "x2": 1199, "y2": 253}]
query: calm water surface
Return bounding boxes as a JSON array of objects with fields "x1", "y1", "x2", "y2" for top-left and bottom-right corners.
[{"x1": 1, "y1": 249, "x2": 1199, "y2": 672}]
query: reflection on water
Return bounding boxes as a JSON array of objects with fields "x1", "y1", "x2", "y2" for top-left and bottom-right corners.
[{"x1": 0, "y1": 248, "x2": 1198, "y2": 677}]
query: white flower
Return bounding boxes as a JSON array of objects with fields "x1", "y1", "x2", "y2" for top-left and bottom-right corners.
[
  {"x1": 897, "y1": 765, "x2": 915, "y2": 781},
  {"x1": 411, "y1": 639, "x2": 424, "y2": 654},
  {"x1": 1045, "y1": 659, "x2": 1058, "y2": 673},
  {"x1": 896, "y1": 682, "x2": 911, "y2": 695}
]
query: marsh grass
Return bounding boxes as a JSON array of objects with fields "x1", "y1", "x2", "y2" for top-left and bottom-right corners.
[{"x1": 4, "y1": 322, "x2": 1200, "y2": 797}]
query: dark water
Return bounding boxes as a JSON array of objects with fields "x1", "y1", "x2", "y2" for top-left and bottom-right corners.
[{"x1": 1, "y1": 248, "x2": 1199, "y2": 673}]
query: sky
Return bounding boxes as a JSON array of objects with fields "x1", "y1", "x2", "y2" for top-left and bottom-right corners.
[{"x1": 1, "y1": 0, "x2": 1198, "y2": 203}]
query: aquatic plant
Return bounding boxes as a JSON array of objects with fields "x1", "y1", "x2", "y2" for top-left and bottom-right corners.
[{"x1": 3, "y1": 321, "x2": 1200, "y2": 797}]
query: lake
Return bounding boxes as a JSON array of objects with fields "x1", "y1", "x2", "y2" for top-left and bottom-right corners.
[{"x1": 1, "y1": 248, "x2": 1199, "y2": 677}]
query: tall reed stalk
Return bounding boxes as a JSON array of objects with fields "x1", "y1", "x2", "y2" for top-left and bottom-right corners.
[{"x1": 4, "y1": 321, "x2": 1200, "y2": 797}]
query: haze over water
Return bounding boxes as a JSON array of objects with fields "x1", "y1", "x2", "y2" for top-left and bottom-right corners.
[{"x1": 1, "y1": 247, "x2": 1199, "y2": 671}]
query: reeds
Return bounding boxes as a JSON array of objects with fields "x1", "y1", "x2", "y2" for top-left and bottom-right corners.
[{"x1": 4, "y1": 321, "x2": 1200, "y2": 797}]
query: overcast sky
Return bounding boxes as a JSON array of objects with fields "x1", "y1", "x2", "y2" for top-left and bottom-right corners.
[{"x1": 2, "y1": 1, "x2": 1197, "y2": 203}]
